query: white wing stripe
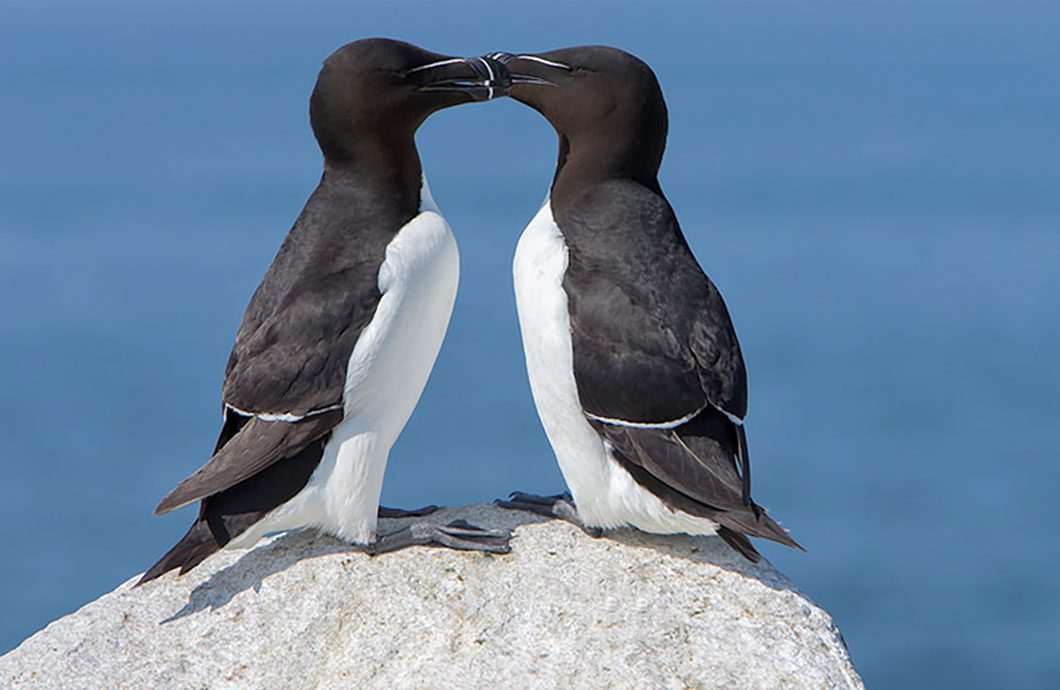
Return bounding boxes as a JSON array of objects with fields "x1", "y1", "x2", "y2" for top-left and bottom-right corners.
[
  {"x1": 224, "y1": 402, "x2": 343, "y2": 423},
  {"x1": 586, "y1": 400, "x2": 745, "y2": 429},
  {"x1": 585, "y1": 403, "x2": 708, "y2": 429}
]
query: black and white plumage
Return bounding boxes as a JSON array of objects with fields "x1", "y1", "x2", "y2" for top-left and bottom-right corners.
[
  {"x1": 140, "y1": 40, "x2": 512, "y2": 584},
  {"x1": 499, "y1": 47, "x2": 800, "y2": 561}
]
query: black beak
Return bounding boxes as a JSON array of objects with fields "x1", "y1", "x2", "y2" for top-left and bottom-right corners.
[
  {"x1": 487, "y1": 53, "x2": 571, "y2": 87},
  {"x1": 408, "y1": 56, "x2": 511, "y2": 101}
]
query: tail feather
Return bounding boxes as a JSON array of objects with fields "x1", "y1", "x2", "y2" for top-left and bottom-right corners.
[
  {"x1": 714, "y1": 505, "x2": 804, "y2": 553},
  {"x1": 593, "y1": 408, "x2": 803, "y2": 562},
  {"x1": 605, "y1": 438, "x2": 803, "y2": 560},
  {"x1": 137, "y1": 520, "x2": 221, "y2": 586},
  {"x1": 717, "y1": 526, "x2": 761, "y2": 563},
  {"x1": 138, "y1": 430, "x2": 331, "y2": 586}
]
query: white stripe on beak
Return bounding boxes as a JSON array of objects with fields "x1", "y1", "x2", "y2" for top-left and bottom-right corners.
[
  {"x1": 405, "y1": 57, "x2": 467, "y2": 74},
  {"x1": 476, "y1": 57, "x2": 496, "y2": 100},
  {"x1": 515, "y1": 55, "x2": 572, "y2": 70}
]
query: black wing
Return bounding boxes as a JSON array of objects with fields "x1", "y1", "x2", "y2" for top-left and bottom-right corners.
[
  {"x1": 221, "y1": 198, "x2": 400, "y2": 417},
  {"x1": 558, "y1": 180, "x2": 747, "y2": 425},
  {"x1": 157, "y1": 179, "x2": 415, "y2": 511}
]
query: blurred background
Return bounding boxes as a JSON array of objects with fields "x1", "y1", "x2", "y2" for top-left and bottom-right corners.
[{"x1": 1, "y1": 0, "x2": 1057, "y2": 686}]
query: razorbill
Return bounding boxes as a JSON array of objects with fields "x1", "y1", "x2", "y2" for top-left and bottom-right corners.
[
  {"x1": 139, "y1": 40, "x2": 512, "y2": 584},
  {"x1": 494, "y1": 47, "x2": 801, "y2": 561}
]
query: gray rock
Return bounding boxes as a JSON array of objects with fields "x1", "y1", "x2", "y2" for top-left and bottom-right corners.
[{"x1": 0, "y1": 503, "x2": 863, "y2": 689}]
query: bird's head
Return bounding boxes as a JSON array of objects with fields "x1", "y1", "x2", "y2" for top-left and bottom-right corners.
[
  {"x1": 493, "y1": 46, "x2": 668, "y2": 186},
  {"x1": 310, "y1": 38, "x2": 510, "y2": 162}
]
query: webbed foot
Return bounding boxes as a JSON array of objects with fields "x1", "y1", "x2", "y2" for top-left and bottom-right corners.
[
  {"x1": 494, "y1": 491, "x2": 603, "y2": 538},
  {"x1": 365, "y1": 519, "x2": 512, "y2": 555}
]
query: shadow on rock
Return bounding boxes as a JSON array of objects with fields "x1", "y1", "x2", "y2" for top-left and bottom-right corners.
[
  {"x1": 603, "y1": 528, "x2": 802, "y2": 595},
  {"x1": 162, "y1": 529, "x2": 348, "y2": 623}
]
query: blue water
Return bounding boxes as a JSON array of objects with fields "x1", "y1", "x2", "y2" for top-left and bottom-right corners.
[{"x1": 2, "y1": 1, "x2": 1058, "y2": 686}]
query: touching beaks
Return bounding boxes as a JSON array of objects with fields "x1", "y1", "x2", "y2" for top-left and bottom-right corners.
[
  {"x1": 408, "y1": 56, "x2": 512, "y2": 101},
  {"x1": 487, "y1": 53, "x2": 571, "y2": 87}
]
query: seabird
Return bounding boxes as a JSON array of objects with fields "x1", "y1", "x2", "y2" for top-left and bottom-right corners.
[
  {"x1": 494, "y1": 47, "x2": 802, "y2": 561},
  {"x1": 139, "y1": 39, "x2": 512, "y2": 584}
]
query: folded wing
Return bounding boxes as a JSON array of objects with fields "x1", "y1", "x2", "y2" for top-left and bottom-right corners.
[{"x1": 155, "y1": 408, "x2": 343, "y2": 515}]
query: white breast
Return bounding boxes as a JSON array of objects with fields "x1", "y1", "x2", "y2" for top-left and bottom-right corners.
[
  {"x1": 341, "y1": 184, "x2": 459, "y2": 429},
  {"x1": 513, "y1": 201, "x2": 718, "y2": 535}
]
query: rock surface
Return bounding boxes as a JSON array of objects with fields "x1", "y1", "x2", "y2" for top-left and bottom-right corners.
[{"x1": 1, "y1": 503, "x2": 862, "y2": 689}]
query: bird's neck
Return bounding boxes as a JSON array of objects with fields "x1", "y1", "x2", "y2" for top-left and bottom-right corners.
[
  {"x1": 550, "y1": 130, "x2": 663, "y2": 209},
  {"x1": 320, "y1": 134, "x2": 424, "y2": 212}
]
